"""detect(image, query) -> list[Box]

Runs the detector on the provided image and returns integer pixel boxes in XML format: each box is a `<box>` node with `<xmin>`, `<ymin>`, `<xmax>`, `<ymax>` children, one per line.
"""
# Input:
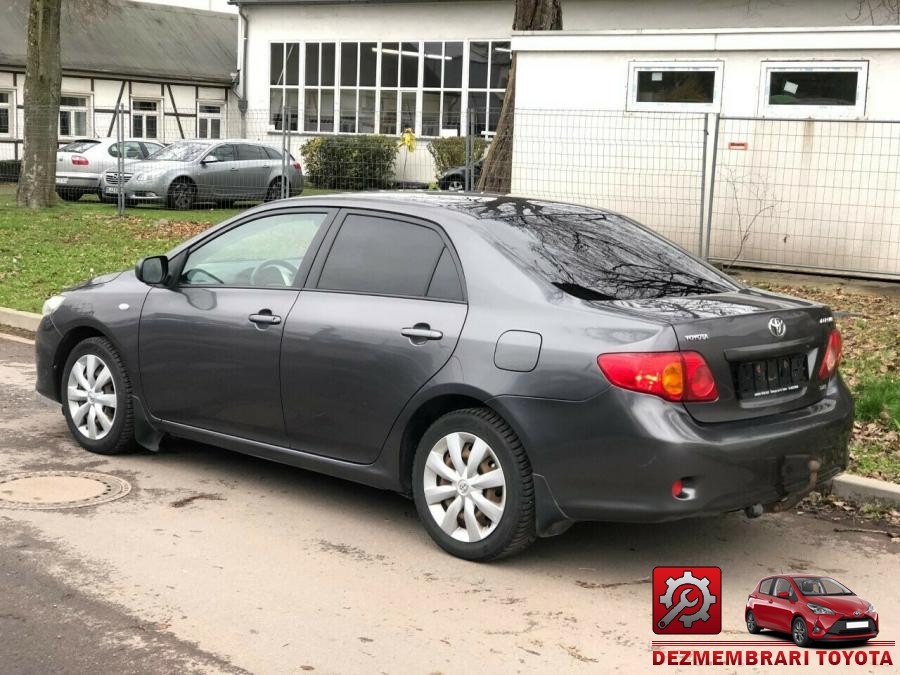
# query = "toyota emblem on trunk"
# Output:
<box><xmin>768</xmin><ymin>317</ymin><xmax>786</xmax><ymax>338</ymax></box>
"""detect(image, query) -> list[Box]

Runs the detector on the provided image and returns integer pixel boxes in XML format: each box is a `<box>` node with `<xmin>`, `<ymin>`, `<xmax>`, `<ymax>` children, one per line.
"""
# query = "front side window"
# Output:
<box><xmin>628</xmin><ymin>62</ymin><xmax>722</xmax><ymax>113</ymax></box>
<box><xmin>760</xmin><ymin>61</ymin><xmax>867</xmax><ymax>119</ymax></box>
<box><xmin>181</xmin><ymin>212</ymin><xmax>328</xmax><ymax>287</ymax></box>
<box><xmin>208</xmin><ymin>144</ymin><xmax>236</xmax><ymax>162</ymax></box>
<box><xmin>132</xmin><ymin>100</ymin><xmax>159</xmax><ymax>138</ymax></box>
<box><xmin>0</xmin><ymin>91</ymin><xmax>11</xmax><ymax>135</ymax></box>
<box><xmin>773</xmin><ymin>578</ymin><xmax>795</xmax><ymax>598</ymax></box>
<box><xmin>317</xmin><ymin>214</ymin><xmax>454</xmax><ymax>298</ymax></box>
<box><xmin>198</xmin><ymin>103</ymin><xmax>224</xmax><ymax>139</ymax></box>
<box><xmin>59</xmin><ymin>95</ymin><xmax>89</xmax><ymax>137</ymax></box>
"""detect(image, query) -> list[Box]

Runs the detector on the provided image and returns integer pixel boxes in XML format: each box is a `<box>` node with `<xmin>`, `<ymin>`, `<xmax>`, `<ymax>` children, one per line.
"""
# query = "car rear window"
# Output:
<box><xmin>264</xmin><ymin>146</ymin><xmax>282</xmax><ymax>160</ymax></box>
<box><xmin>465</xmin><ymin>199</ymin><xmax>738</xmax><ymax>300</ymax></box>
<box><xmin>59</xmin><ymin>140</ymin><xmax>100</xmax><ymax>153</ymax></box>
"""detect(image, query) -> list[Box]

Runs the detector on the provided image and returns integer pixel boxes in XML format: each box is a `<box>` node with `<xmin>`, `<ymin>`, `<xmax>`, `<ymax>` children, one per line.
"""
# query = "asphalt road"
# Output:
<box><xmin>0</xmin><ymin>334</ymin><xmax>896</xmax><ymax>674</ymax></box>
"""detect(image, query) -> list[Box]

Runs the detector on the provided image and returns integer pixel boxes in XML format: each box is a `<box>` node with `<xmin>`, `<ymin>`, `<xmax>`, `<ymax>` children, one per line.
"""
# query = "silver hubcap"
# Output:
<box><xmin>747</xmin><ymin>613</ymin><xmax>756</xmax><ymax>630</ymax></box>
<box><xmin>66</xmin><ymin>354</ymin><xmax>117</xmax><ymax>440</ymax></box>
<box><xmin>794</xmin><ymin>620</ymin><xmax>806</xmax><ymax>643</ymax></box>
<box><xmin>423</xmin><ymin>432</ymin><xmax>506</xmax><ymax>543</ymax></box>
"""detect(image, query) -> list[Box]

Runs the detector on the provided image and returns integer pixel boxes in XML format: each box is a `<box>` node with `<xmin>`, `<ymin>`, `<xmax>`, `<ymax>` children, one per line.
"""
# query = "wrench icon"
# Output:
<box><xmin>657</xmin><ymin>588</ymin><xmax>698</xmax><ymax>629</ymax></box>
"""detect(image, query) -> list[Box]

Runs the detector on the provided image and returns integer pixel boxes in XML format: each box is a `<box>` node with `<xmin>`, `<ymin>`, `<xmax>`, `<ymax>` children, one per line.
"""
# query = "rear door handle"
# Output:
<box><xmin>401</xmin><ymin>325</ymin><xmax>443</xmax><ymax>341</ymax></box>
<box><xmin>249</xmin><ymin>312</ymin><xmax>281</xmax><ymax>326</ymax></box>
<box><xmin>230</xmin><ymin>167</ymin><xmax>239</xmax><ymax>172</ymax></box>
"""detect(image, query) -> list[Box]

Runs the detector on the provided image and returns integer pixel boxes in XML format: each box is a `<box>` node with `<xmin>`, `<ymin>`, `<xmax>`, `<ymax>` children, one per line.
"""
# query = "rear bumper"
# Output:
<box><xmin>490</xmin><ymin>377</ymin><xmax>853</xmax><ymax>534</ymax></box>
<box><xmin>56</xmin><ymin>173</ymin><xmax>99</xmax><ymax>190</ymax></box>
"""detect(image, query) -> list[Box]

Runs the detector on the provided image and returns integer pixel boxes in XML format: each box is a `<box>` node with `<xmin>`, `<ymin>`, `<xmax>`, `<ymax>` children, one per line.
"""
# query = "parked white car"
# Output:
<box><xmin>56</xmin><ymin>138</ymin><xmax>165</xmax><ymax>201</ymax></box>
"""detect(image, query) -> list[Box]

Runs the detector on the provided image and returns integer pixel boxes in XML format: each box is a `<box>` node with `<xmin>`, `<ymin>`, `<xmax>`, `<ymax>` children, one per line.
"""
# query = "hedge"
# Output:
<box><xmin>301</xmin><ymin>135</ymin><xmax>399</xmax><ymax>190</ymax></box>
<box><xmin>0</xmin><ymin>159</ymin><xmax>21</xmax><ymax>183</ymax></box>
<box><xmin>427</xmin><ymin>136</ymin><xmax>487</xmax><ymax>178</ymax></box>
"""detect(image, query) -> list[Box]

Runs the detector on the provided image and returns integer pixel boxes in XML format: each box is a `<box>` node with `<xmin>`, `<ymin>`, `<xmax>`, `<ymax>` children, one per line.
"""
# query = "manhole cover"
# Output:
<box><xmin>0</xmin><ymin>471</ymin><xmax>131</xmax><ymax>510</ymax></box>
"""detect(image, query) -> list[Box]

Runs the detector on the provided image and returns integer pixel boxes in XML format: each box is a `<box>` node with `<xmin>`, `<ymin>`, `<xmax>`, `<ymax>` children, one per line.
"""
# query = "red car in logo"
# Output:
<box><xmin>745</xmin><ymin>575</ymin><xmax>878</xmax><ymax>647</ymax></box>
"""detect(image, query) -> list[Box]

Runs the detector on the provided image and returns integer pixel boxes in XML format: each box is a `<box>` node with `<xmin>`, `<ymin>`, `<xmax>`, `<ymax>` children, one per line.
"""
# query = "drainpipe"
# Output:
<box><xmin>237</xmin><ymin>3</ymin><xmax>249</xmax><ymax>137</ymax></box>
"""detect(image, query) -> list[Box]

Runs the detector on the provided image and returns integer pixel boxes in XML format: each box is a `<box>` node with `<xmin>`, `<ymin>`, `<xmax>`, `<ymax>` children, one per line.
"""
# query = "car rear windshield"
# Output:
<box><xmin>59</xmin><ymin>140</ymin><xmax>100</xmax><ymax>153</ymax></box>
<box><xmin>469</xmin><ymin>198</ymin><xmax>738</xmax><ymax>300</ymax></box>
<box><xmin>794</xmin><ymin>577</ymin><xmax>854</xmax><ymax>596</ymax></box>
<box><xmin>149</xmin><ymin>142</ymin><xmax>208</xmax><ymax>162</ymax></box>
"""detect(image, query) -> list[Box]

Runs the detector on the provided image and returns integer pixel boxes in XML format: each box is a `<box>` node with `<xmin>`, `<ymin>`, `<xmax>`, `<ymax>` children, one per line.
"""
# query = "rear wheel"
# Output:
<box><xmin>792</xmin><ymin>617</ymin><xmax>813</xmax><ymax>647</ymax></box>
<box><xmin>57</xmin><ymin>188</ymin><xmax>83</xmax><ymax>202</ymax></box>
<box><xmin>746</xmin><ymin>610</ymin><xmax>761</xmax><ymax>634</ymax></box>
<box><xmin>412</xmin><ymin>408</ymin><xmax>535</xmax><ymax>561</ymax></box>
<box><xmin>167</xmin><ymin>179</ymin><xmax>196</xmax><ymax>210</ymax></box>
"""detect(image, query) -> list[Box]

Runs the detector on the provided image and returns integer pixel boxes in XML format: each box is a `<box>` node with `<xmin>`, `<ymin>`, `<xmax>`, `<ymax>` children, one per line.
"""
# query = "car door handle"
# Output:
<box><xmin>230</xmin><ymin>167</ymin><xmax>239</xmax><ymax>171</ymax></box>
<box><xmin>401</xmin><ymin>325</ymin><xmax>443</xmax><ymax>341</ymax></box>
<box><xmin>249</xmin><ymin>312</ymin><xmax>281</xmax><ymax>326</ymax></box>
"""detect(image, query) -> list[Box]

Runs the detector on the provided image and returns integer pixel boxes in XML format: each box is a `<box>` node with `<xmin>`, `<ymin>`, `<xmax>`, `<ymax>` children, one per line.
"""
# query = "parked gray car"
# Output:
<box><xmin>100</xmin><ymin>139</ymin><xmax>303</xmax><ymax>209</ymax></box>
<box><xmin>56</xmin><ymin>138</ymin><xmax>165</xmax><ymax>201</ymax></box>
<box><xmin>35</xmin><ymin>194</ymin><xmax>852</xmax><ymax>561</ymax></box>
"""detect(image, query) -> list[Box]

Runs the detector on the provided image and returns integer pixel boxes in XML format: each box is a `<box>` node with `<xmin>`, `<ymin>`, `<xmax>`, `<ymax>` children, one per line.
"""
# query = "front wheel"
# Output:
<box><xmin>792</xmin><ymin>617</ymin><xmax>814</xmax><ymax>647</ymax></box>
<box><xmin>167</xmin><ymin>179</ymin><xmax>196</xmax><ymax>210</ymax></box>
<box><xmin>412</xmin><ymin>408</ymin><xmax>535</xmax><ymax>561</ymax></box>
<box><xmin>61</xmin><ymin>337</ymin><xmax>136</xmax><ymax>455</ymax></box>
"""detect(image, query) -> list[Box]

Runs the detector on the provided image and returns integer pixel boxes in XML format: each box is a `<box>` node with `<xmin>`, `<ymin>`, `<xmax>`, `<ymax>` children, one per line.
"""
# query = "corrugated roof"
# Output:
<box><xmin>0</xmin><ymin>0</ymin><xmax>237</xmax><ymax>84</ymax></box>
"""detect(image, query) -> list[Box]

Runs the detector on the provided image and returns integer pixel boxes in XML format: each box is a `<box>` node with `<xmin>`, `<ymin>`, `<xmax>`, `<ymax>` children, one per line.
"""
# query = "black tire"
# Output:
<box><xmin>167</xmin><ymin>179</ymin><xmax>196</xmax><ymax>210</ymax></box>
<box><xmin>412</xmin><ymin>408</ymin><xmax>536</xmax><ymax>561</ymax></box>
<box><xmin>746</xmin><ymin>610</ymin><xmax>761</xmax><ymax>634</ymax></box>
<box><xmin>57</xmin><ymin>188</ymin><xmax>83</xmax><ymax>202</ymax></box>
<box><xmin>792</xmin><ymin>617</ymin><xmax>814</xmax><ymax>647</ymax></box>
<box><xmin>61</xmin><ymin>337</ymin><xmax>136</xmax><ymax>455</ymax></box>
<box><xmin>265</xmin><ymin>178</ymin><xmax>283</xmax><ymax>202</ymax></box>
<box><xmin>440</xmin><ymin>174</ymin><xmax>465</xmax><ymax>191</ymax></box>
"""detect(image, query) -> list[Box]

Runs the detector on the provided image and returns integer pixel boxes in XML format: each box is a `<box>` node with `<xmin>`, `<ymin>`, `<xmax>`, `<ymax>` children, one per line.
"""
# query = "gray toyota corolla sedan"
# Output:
<box><xmin>35</xmin><ymin>194</ymin><xmax>853</xmax><ymax>560</ymax></box>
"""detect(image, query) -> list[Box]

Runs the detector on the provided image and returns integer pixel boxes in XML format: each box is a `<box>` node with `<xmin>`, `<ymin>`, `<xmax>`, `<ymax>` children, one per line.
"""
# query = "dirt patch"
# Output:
<box><xmin>169</xmin><ymin>493</ymin><xmax>224</xmax><ymax>508</ymax></box>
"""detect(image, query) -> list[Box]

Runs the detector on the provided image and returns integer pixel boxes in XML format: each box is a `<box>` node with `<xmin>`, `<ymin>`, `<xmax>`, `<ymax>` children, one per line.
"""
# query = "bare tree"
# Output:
<box><xmin>17</xmin><ymin>0</ymin><xmax>62</xmax><ymax>208</ymax></box>
<box><xmin>477</xmin><ymin>0</ymin><xmax>562</xmax><ymax>193</ymax></box>
<box><xmin>721</xmin><ymin>169</ymin><xmax>779</xmax><ymax>269</ymax></box>
<box><xmin>849</xmin><ymin>0</ymin><xmax>900</xmax><ymax>24</ymax></box>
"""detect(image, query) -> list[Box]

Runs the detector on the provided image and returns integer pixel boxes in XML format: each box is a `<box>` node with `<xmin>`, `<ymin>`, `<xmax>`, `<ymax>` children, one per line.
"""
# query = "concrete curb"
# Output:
<box><xmin>831</xmin><ymin>474</ymin><xmax>900</xmax><ymax>506</ymax></box>
<box><xmin>0</xmin><ymin>307</ymin><xmax>40</xmax><ymax>332</ymax></box>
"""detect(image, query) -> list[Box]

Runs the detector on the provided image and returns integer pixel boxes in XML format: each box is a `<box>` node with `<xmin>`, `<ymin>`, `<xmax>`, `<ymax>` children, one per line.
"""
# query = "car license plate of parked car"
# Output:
<box><xmin>733</xmin><ymin>353</ymin><xmax>808</xmax><ymax>399</ymax></box>
<box><xmin>106</xmin><ymin>186</ymin><xmax>119</xmax><ymax>195</ymax></box>
<box><xmin>846</xmin><ymin>620</ymin><xmax>869</xmax><ymax>629</ymax></box>
<box><xmin>56</xmin><ymin>177</ymin><xmax>68</xmax><ymax>184</ymax></box>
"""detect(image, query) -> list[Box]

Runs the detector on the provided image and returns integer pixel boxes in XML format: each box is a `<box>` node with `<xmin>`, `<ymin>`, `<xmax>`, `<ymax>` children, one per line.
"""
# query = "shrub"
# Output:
<box><xmin>427</xmin><ymin>136</ymin><xmax>487</xmax><ymax>178</ymax></box>
<box><xmin>301</xmin><ymin>135</ymin><xmax>399</xmax><ymax>190</ymax></box>
<box><xmin>0</xmin><ymin>159</ymin><xmax>21</xmax><ymax>183</ymax></box>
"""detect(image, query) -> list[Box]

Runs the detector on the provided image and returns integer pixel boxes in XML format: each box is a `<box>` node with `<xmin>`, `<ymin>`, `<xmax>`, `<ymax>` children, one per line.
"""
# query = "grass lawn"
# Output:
<box><xmin>0</xmin><ymin>184</ymin><xmax>332</xmax><ymax>313</ymax></box>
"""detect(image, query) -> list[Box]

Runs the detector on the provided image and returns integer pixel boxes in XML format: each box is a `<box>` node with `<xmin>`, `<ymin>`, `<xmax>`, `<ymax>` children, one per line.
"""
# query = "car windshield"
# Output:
<box><xmin>454</xmin><ymin>197</ymin><xmax>739</xmax><ymax>300</ymax></box>
<box><xmin>794</xmin><ymin>577</ymin><xmax>854</xmax><ymax>596</ymax></box>
<box><xmin>59</xmin><ymin>140</ymin><xmax>100</xmax><ymax>153</ymax></box>
<box><xmin>147</xmin><ymin>142</ymin><xmax>208</xmax><ymax>162</ymax></box>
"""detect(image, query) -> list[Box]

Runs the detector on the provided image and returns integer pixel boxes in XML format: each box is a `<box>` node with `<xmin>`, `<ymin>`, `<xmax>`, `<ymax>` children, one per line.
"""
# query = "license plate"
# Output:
<box><xmin>56</xmin><ymin>177</ymin><xmax>68</xmax><ymax>184</ymax></box>
<box><xmin>105</xmin><ymin>186</ymin><xmax>119</xmax><ymax>195</ymax></box>
<box><xmin>846</xmin><ymin>620</ymin><xmax>868</xmax><ymax>629</ymax></box>
<box><xmin>734</xmin><ymin>353</ymin><xmax>808</xmax><ymax>399</ymax></box>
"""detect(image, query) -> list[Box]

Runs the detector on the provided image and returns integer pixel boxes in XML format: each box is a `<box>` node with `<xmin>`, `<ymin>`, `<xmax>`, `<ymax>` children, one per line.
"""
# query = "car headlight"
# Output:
<box><xmin>135</xmin><ymin>170</ymin><xmax>165</xmax><ymax>182</ymax></box>
<box><xmin>868</xmin><ymin>602</ymin><xmax>875</xmax><ymax>614</ymax></box>
<box><xmin>806</xmin><ymin>602</ymin><xmax>836</xmax><ymax>615</ymax></box>
<box><xmin>41</xmin><ymin>294</ymin><xmax>66</xmax><ymax>317</ymax></box>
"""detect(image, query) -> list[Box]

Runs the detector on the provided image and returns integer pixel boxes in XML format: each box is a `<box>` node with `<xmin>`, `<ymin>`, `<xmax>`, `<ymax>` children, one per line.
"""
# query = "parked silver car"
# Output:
<box><xmin>100</xmin><ymin>139</ymin><xmax>304</xmax><ymax>209</ymax></box>
<box><xmin>56</xmin><ymin>138</ymin><xmax>165</xmax><ymax>201</ymax></box>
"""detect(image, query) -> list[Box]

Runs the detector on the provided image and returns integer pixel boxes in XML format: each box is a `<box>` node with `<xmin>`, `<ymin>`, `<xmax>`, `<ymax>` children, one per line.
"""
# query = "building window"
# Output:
<box><xmin>59</xmin><ymin>95</ymin><xmax>89</xmax><ymax>137</ymax></box>
<box><xmin>198</xmin><ymin>103</ymin><xmax>224</xmax><ymax>138</ymax></box>
<box><xmin>270</xmin><ymin>42</ymin><xmax>301</xmax><ymax>131</ymax></box>
<box><xmin>759</xmin><ymin>61</ymin><xmax>868</xmax><ymax>119</ymax></box>
<box><xmin>467</xmin><ymin>41</ymin><xmax>510</xmax><ymax>136</ymax></box>
<box><xmin>0</xmin><ymin>91</ymin><xmax>11</xmax><ymax>135</ymax></box>
<box><xmin>132</xmin><ymin>100</ymin><xmax>160</xmax><ymax>138</ymax></box>
<box><xmin>300</xmin><ymin>42</ymin><xmax>335</xmax><ymax>132</ymax></box>
<box><xmin>627</xmin><ymin>62</ymin><xmax>723</xmax><ymax>113</ymax></box>
<box><xmin>339</xmin><ymin>41</ymin><xmax>377</xmax><ymax>133</ymax></box>
<box><xmin>422</xmin><ymin>41</ymin><xmax>463</xmax><ymax>137</ymax></box>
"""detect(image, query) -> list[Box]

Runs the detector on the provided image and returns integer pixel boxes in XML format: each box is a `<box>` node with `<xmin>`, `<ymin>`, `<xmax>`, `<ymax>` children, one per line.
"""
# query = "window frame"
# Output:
<box><xmin>197</xmin><ymin>101</ymin><xmax>225</xmax><ymax>139</ymax></box>
<box><xmin>758</xmin><ymin>60</ymin><xmax>868</xmax><ymax>120</ymax></box>
<box><xmin>626</xmin><ymin>61</ymin><xmax>724</xmax><ymax>113</ymax></box>
<box><xmin>131</xmin><ymin>98</ymin><xmax>162</xmax><ymax>139</ymax></box>
<box><xmin>58</xmin><ymin>93</ymin><xmax>91</xmax><ymax>138</ymax></box>
<box><xmin>307</xmin><ymin>208</ymin><xmax>467</xmax><ymax>303</ymax></box>
<box><xmin>0</xmin><ymin>89</ymin><xmax>13</xmax><ymax>137</ymax></box>
<box><xmin>466</xmin><ymin>40</ymin><xmax>511</xmax><ymax>138</ymax></box>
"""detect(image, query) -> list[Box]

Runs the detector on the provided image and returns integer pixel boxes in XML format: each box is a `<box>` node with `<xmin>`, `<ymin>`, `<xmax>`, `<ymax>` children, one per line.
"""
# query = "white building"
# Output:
<box><xmin>0</xmin><ymin>0</ymin><xmax>238</xmax><ymax>160</ymax></box>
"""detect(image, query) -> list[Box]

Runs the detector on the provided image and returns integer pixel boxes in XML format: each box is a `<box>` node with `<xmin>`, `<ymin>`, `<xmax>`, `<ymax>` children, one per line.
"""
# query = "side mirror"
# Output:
<box><xmin>201</xmin><ymin>155</ymin><xmax>219</xmax><ymax>165</ymax></box>
<box><xmin>135</xmin><ymin>255</ymin><xmax>168</xmax><ymax>285</ymax></box>
<box><xmin>777</xmin><ymin>591</ymin><xmax>790</xmax><ymax>599</ymax></box>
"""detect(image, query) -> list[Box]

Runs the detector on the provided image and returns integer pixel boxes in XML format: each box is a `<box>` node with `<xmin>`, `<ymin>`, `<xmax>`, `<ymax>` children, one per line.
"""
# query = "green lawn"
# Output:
<box><xmin>0</xmin><ymin>184</ymin><xmax>332</xmax><ymax>312</ymax></box>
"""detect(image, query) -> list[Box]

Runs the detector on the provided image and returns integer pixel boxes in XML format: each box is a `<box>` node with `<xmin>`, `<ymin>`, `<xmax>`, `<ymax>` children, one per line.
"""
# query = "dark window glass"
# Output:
<box><xmin>490</xmin><ymin>42</ymin><xmax>511</xmax><ymax>88</ymax></box>
<box><xmin>339</xmin><ymin>89</ymin><xmax>356</xmax><ymax>132</ymax></box>
<box><xmin>759</xmin><ymin>579</ymin><xmax>774</xmax><ymax>595</ymax></box>
<box><xmin>451</xmin><ymin>199</ymin><xmax>738</xmax><ymax>300</ymax></box>
<box><xmin>209</xmin><ymin>144</ymin><xmax>236</xmax><ymax>162</ymax></box>
<box><xmin>285</xmin><ymin>43</ymin><xmax>299</xmax><ymax>86</ymax></box>
<box><xmin>769</xmin><ymin>71</ymin><xmax>858</xmax><ymax>106</ymax></box>
<box><xmin>320</xmin><ymin>89</ymin><xmax>334</xmax><ymax>132</ymax></box>
<box><xmin>0</xmin><ymin>92</ymin><xmax>8</xmax><ymax>103</ymax></box>
<box><xmin>400</xmin><ymin>91</ymin><xmax>416</xmax><ymax>132</ymax></box>
<box><xmin>443</xmin><ymin>91</ymin><xmax>461</xmax><ymax>130</ymax></box>
<box><xmin>379</xmin><ymin>91</ymin><xmax>397</xmax><ymax>134</ymax></box>
<box><xmin>427</xmin><ymin>248</ymin><xmax>463</xmax><ymax>301</ymax></box>
<box><xmin>60</xmin><ymin>96</ymin><xmax>87</xmax><ymax>107</ymax></box>
<box><xmin>318</xmin><ymin>215</ymin><xmax>445</xmax><ymax>297</ymax></box>
<box><xmin>359</xmin><ymin>90</ymin><xmax>376</xmax><ymax>133</ymax></box>
<box><xmin>237</xmin><ymin>144</ymin><xmax>267</xmax><ymax>161</ymax></box>
<box><xmin>400</xmin><ymin>42</ymin><xmax>419</xmax><ymax>88</ymax></box>
<box><xmin>305</xmin><ymin>43</ymin><xmax>319</xmax><ymax>86</ymax></box>
<box><xmin>145</xmin><ymin>116</ymin><xmax>157</xmax><ymax>138</ymax></box>
<box><xmin>423</xmin><ymin>42</ymin><xmax>442</xmax><ymax>88</ymax></box>
<box><xmin>381</xmin><ymin>43</ymin><xmax>399</xmax><ymax>87</ymax></box>
<box><xmin>468</xmin><ymin>92</ymin><xmax>486</xmax><ymax>135</ymax></box>
<box><xmin>0</xmin><ymin>108</ymin><xmax>9</xmax><ymax>135</ymax></box>
<box><xmin>270</xmin><ymin>43</ymin><xmax>284</xmax><ymax>85</ymax></box>
<box><xmin>133</xmin><ymin>100</ymin><xmax>157</xmax><ymax>111</ymax></box>
<box><xmin>422</xmin><ymin>92</ymin><xmax>440</xmax><ymax>137</ymax></box>
<box><xmin>444</xmin><ymin>42</ymin><xmax>463</xmax><ymax>88</ymax></box>
<box><xmin>264</xmin><ymin>146</ymin><xmax>282</xmax><ymax>160</ymax></box>
<box><xmin>341</xmin><ymin>43</ymin><xmax>358</xmax><ymax>86</ymax></box>
<box><xmin>636</xmin><ymin>70</ymin><xmax>716</xmax><ymax>103</ymax></box>
<box><xmin>360</xmin><ymin>42</ymin><xmax>377</xmax><ymax>86</ymax></box>
<box><xmin>321</xmin><ymin>43</ymin><xmax>336</xmax><ymax>86</ymax></box>
<box><xmin>469</xmin><ymin>42</ymin><xmax>489</xmax><ymax>88</ymax></box>
<box><xmin>488</xmin><ymin>92</ymin><xmax>503</xmax><ymax>131</ymax></box>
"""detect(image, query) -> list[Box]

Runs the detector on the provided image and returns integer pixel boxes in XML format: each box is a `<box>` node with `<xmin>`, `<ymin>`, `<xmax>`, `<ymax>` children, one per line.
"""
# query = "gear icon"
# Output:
<box><xmin>658</xmin><ymin>571</ymin><xmax>717</xmax><ymax>628</ymax></box>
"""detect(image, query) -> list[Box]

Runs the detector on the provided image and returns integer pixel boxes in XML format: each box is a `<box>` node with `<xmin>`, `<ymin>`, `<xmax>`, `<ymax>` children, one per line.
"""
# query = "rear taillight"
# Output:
<box><xmin>291</xmin><ymin>162</ymin><xmax>301</xmax><ymax>171</ymax></box>
<box><xmin>597</xmin><ymin>351</ymin><xmax>718</xmax><ymax>402</ymax></box>
<box><xmin>818</xmin><ymin>329</ymin><xmax>842</xmax><ymax>380</ymax></box>
<box><xmin>71</xmin><ymin>155</ymin><xmax>88</xmax><ymax>166</ymax></box>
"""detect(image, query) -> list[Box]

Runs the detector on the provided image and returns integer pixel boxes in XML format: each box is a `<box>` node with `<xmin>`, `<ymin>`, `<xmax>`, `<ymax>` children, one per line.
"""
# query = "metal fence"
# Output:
<box><xmin>2</xmin><ymin>105</ymin><xmax>898</xmax><ymax>279</ymax></box>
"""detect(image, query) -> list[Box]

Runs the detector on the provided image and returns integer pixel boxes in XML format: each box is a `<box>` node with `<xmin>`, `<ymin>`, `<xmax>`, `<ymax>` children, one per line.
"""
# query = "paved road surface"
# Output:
<box><xmin>0</xmin><ymin>335</ymin><xmax>896</xmax><ymax>673</ymax></box>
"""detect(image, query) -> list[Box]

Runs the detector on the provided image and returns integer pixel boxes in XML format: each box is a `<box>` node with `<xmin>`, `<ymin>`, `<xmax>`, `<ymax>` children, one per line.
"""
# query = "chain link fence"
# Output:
<box><xmin>2</xmin><ymin>104</ymin><xmax>898</xmax><ymax>279</ymax></box>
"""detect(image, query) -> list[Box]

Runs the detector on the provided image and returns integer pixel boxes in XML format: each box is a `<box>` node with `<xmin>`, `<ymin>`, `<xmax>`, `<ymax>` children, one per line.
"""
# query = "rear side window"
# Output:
<box><xmin>317</xmin><ymin>214</ymin><xmax>448</xmax><ymax>298</ymax></box>
<box><xmin>427</xmin><ymin>248</ymin><xmax>464</xmax><ymax>301</ymax></box>
<box><xmin>759</xmin><ymin>579</ymin><xmax>774</xmax><ymax>595</ymax></box>
<box><xmin>237</xmin><ymin>144</ymin><xmax>268</xmax><ymax>161</ymax></box>
<box><xmin>264</xmin><ymin>146</ymin><xmax>282</xmax><ymax>160</ymax></box>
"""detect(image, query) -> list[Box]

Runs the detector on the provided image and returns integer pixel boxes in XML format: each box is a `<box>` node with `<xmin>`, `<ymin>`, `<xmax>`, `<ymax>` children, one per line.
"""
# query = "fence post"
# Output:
<box><xmin>698</xmin><ymin>114</ymin><xmax>708</xmax><ymax>257</ymax></box>
<box><xmin>703</xmin><ymin>113</ymin><xmax>721</xmax><ymax>261</ymax></box>
<box><xmin>281</xmin><ymin>105</ymin><xmax>291</xmax><ymax>199</ymax></box>
<box><xmin>464</xmin><ymin>108</ymin><xmax>474</xmax><ymax>192</ymax></box>
<box><xmin>116</xmin><ymin>103</ymin><xmax>125</xmax><ymax>216</ymax></box>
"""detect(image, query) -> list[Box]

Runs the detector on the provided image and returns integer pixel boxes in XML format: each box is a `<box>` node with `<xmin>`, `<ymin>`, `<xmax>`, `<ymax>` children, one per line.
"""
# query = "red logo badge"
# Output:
<box><xmin>653</xmin><ymin>566</ymin><xmax>721</xmax><ymax>635</ymax></box>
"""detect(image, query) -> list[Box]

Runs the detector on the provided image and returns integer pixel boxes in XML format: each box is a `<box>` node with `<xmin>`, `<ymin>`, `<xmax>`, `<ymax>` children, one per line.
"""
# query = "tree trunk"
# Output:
<box><xmin>477</xmin><ymin>0</ymin><xmax>562</xmax><ymax>193</ymax></box>
<box><xmin>17</xmin><ymin>0</ymin><xmax>62</xmax><ymax>208</ymax></box>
